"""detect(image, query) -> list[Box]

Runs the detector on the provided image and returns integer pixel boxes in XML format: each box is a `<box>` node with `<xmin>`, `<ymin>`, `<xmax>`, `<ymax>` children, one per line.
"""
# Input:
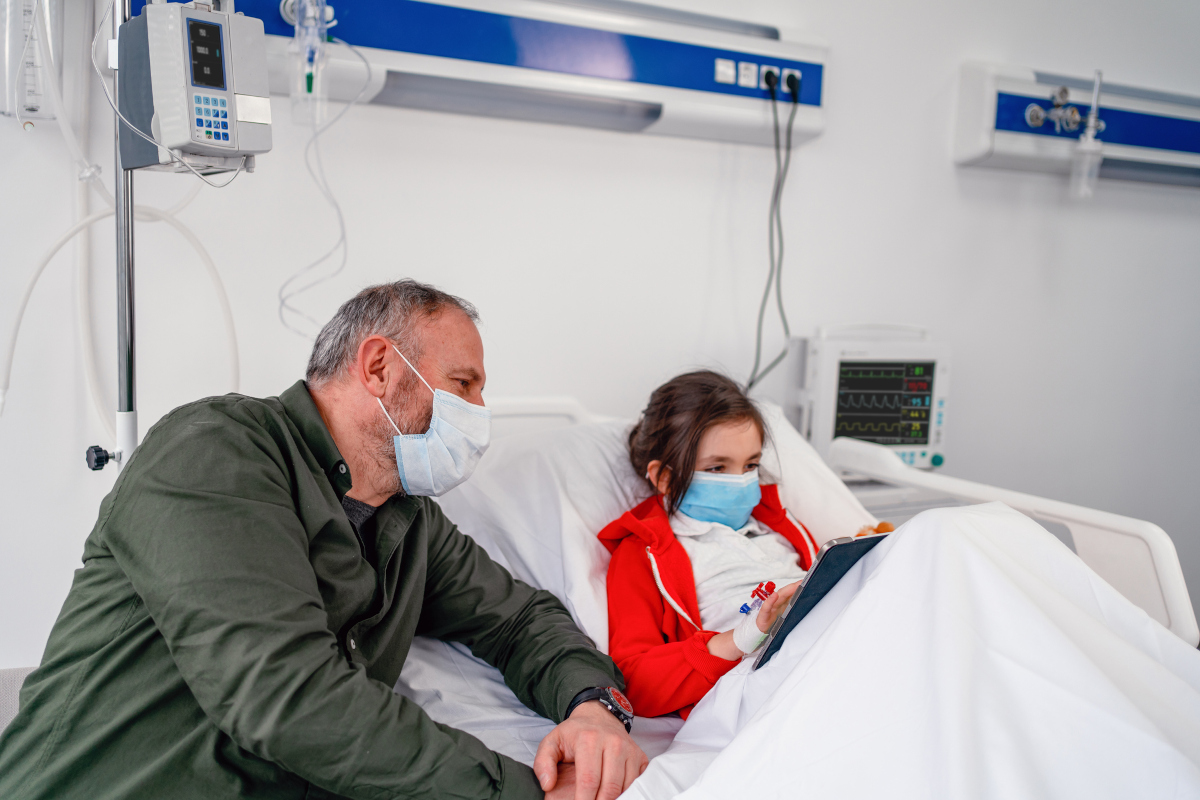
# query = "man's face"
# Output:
<box><xmin>410</xmin><ymin>308</ymin><xmax>487</xmax><ymax>409</ymax></box>
<box><xmin>370</xmin><ymin>310</ymin><xmax>487</xmax><ymax>490</ymax></box>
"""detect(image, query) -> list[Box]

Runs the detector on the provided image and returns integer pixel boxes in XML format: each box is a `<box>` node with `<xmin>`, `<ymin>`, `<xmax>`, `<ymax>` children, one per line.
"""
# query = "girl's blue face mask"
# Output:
<box><xmin>677</xmin><ymin>469</ymin><xmax>762</xmax><ymax>529</ymax></box>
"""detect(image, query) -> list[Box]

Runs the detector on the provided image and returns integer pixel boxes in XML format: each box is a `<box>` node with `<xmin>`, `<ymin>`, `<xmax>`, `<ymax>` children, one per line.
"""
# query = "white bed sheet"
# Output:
<box><xmin>395</xmin><ymin>636</ymin><xmax>684</xmax><ymax>766</ymax></box>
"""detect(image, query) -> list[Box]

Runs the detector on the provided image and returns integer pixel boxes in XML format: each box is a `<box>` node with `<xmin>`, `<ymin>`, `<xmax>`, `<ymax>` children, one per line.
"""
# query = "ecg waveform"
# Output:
<box><xmin>834</xmin><ymin>360</ymin><xmax>936</xmax><ymax>445</ymax></box>
<box><xmin>838</xmin><ymin>394</ymin><xmax>902</xmax><ymax>410</ymax></box>
<box><xmin>838</xmin><ymin>421</ymin><xmax>902</xmax><ymax>434</ymax></box>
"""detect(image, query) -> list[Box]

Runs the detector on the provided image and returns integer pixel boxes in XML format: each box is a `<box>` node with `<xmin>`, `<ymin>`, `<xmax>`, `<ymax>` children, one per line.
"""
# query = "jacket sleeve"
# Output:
<box><xmin>102</xmin><ymin>402</ymin><xmax>542</xmax><ymax>800</ymax></box>
<box><xmin>415</xmin><ymin>501</ymin><xmax>624</xmax><ymax>723</ymax></box>
<box><xmin>606</xmin><ymin>540</ymin><xmax>740</xmax><ymax>718</ymax></box>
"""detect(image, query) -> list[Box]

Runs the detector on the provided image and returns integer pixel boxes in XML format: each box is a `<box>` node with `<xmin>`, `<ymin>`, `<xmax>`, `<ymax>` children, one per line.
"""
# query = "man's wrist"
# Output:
<box><xmin>565</xmin><ymin>686</ymin><xmax>634</xmax><ymax>732</ymax></box>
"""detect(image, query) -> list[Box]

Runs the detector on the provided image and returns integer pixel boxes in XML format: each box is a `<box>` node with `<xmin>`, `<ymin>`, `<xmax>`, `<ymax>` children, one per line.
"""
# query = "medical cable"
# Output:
<box><xmin>0</xmin><ymin>205</ymin><xmax>241</xmax><ymax>420</ymax></box>
<box><xmin>90</xmin><ymin>0</ymin><xmax>247</xmax><ymax>189</ymax></box>
<box><xmin>276</xmin><ymin>37</ymin><xmax>373</xmax><ymax>339</ymax></box>
<box><xmin>747</xmin><ymin>73</ymin><xmax>800</xmax><ymax>391</ymax></box>
<box><xmin>758</xmin><ymin>82</ymin><xmax>800</xmax><ymax>383</ymax></box>
<box><xmin>748</xmin><ymin>73</ymin><xmax>783</xmax><ymax>390</ymax></box>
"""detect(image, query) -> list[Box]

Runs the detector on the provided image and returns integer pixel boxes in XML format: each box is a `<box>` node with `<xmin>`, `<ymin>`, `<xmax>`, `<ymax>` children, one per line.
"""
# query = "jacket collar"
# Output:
<box><xmin>670</xmin><ymin>511</ymin><xmax>767</xmax><ymax>538</ymax></box>
<box><xmin>278</xmin><ymin>380</ymin><xmax>354</xmax><ymax>500</ymax></box>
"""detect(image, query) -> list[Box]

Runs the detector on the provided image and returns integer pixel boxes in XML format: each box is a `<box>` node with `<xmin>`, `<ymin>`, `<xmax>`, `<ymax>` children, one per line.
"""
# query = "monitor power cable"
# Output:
<box><xmin>747</xmin><ymin>70</ymin><xmax>800</xmax><ymax>392</ymax></box>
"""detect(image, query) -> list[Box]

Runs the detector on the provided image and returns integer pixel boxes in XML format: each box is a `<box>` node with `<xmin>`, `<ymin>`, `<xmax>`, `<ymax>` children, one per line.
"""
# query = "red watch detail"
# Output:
<box><xmin>608</xmin><ymin>687</ymin><xmax>634</xmax><ymax>717</ymax></box>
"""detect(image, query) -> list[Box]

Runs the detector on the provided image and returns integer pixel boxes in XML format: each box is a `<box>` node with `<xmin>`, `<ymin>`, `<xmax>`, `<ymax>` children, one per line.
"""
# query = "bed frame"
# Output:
<box><xmin>485</xmin><ymin>396</ymin><xmax>1200</xmax><ymax>647</ymax></box>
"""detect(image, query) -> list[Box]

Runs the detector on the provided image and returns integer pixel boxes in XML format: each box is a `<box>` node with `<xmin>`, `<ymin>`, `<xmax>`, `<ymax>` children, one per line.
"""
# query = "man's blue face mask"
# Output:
<box><xmin>677</xmin><ymin>469</ymin><xmax>762</xmax><ymax>529</ymax></box>
<box><xmin>377</xmin><ymin>345</ymin><xmax>491</xmax><ymax>497</ymax></box>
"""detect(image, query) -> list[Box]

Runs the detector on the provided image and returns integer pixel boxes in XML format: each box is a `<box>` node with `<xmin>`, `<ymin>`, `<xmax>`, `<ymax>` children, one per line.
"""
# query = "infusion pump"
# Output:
<box><xmin>784</xmin><ymin>330</ymin><xmax>951</xmax><ymax>470</ymax></box>
<box><xmin>118</xmin><ymin>0</ymin><xmax>272</xmax><ymax>172</ymax></box>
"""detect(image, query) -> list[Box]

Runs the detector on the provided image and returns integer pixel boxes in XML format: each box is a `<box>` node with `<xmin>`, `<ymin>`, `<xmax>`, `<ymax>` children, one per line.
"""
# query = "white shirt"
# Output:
<box><xmin>671</xmin><ymin>511</ymin><xmax>808</xmax><ymax>633</ymax></box>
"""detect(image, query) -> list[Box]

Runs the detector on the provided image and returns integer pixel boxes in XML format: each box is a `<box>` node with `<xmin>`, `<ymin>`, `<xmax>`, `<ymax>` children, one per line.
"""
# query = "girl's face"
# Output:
<box><xmin>647</xmin><ymin>418</ymin><xmax>763</xmax><ymax>495</ymax></box>
<box><xmin>694</xmin><ymin>419</ymin><xmax>763</xmax><ymax>475</ymax></box>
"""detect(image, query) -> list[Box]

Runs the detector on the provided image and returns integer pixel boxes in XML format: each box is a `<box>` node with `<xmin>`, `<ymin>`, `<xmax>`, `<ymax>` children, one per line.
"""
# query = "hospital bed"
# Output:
<box><xmin>3</xmin><ymin>398</ymin><xmax>1196</xmax><ymax>761</ymax></box>
<box><xmin>393</xmin><ymin>395</ymin><xmax>1199</xmax><ymax>768</ymax></box>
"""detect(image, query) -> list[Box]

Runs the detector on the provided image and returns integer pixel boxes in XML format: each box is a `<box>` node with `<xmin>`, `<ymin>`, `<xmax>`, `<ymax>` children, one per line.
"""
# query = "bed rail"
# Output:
<box><xmin>828</xmin><ymin>437</ymin><xmax>1200</xmax><ymax>646</ymax></box>
<box><xmin>485</xmin><ymin>396</ymin><xmax>612</xmax><ymax>438</ymax></box>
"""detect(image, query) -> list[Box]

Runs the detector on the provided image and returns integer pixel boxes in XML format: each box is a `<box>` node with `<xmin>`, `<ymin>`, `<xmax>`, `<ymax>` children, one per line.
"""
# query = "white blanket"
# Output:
<box><xmin>625</xmin><ymin>503</ymin><xmax>1200</xmax><ymax>799</ymax></box>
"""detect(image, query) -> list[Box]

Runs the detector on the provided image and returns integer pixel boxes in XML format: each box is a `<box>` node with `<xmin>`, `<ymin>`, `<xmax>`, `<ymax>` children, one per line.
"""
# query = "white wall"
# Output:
<box><xmin>2</xmin><ymin>0</ymin><xmax>1198</xmax><ymax>668</ymax></box>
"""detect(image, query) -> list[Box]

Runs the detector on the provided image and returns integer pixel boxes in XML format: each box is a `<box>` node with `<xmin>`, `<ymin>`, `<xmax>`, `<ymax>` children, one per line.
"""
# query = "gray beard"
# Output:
<box><xmin>369</xmin><ymin>379</ymin><xmax>434</xmax><ymax>498</ymax></box>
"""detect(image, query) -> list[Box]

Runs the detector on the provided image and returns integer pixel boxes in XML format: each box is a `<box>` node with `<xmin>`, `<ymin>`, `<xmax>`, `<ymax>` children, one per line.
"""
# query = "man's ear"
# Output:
<box><xmin>355</xmin><ymin>336</ymin><xmax>395</xmax><ymax>399</ymax></box>
<box><xmin>646</xmin><ymin>461</ymin><xmax>671</xmax><ymax>496</ymax></box>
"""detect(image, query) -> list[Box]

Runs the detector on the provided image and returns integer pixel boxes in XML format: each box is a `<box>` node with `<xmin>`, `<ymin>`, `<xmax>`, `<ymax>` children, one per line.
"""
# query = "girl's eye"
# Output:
<box><xmin>746</xmin><ymin>462</ymin><xmax>760</xmax><ymax>471</ymax></box>
<box><xmin>705</xmin><ymin>466</ymin><xmax>725</xmax><ymax>473</ymax></box>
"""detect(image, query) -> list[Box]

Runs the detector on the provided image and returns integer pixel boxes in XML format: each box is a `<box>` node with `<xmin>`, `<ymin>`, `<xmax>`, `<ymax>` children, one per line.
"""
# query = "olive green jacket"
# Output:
<box><xmin>0</xmin><ymin>382</ymin><xmax>621</xmax><ymax>800</ymax></box>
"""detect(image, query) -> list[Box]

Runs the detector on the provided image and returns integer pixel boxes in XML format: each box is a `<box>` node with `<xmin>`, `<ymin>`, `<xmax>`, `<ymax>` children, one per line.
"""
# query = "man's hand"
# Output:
<box><xmin>534</xmin><ymin>700</ymin><xmax>648</xmax><ymax>800</ymax></box>
<box><xmin>545</xmin><ymin>763</ymin><xmax>578</xmax><ymax>800</ymax></box>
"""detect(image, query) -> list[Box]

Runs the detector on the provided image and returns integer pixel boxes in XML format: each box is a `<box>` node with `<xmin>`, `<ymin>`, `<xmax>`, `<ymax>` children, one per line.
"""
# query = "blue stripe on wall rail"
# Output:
<box><xmin>995</xmin><ymin>92</ymin><xmax>1200</xmax><ymax>155</ymax></box>
<box><xmin>131</xmin><ymin>0</ymin><xmax>823</xmax><ymax>105</ymax></box>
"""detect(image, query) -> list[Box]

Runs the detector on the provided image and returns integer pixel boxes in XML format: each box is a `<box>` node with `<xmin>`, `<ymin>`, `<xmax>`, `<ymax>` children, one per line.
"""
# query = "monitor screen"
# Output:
<box><xmin>188</xmin><ymin>20</ymin><xmax>226</xmax><ymax>90</ymax></box>
<box><xmin>834</xmin><ymin>361</ymin><xmax>935</xmax><ymax>445</ymax></box>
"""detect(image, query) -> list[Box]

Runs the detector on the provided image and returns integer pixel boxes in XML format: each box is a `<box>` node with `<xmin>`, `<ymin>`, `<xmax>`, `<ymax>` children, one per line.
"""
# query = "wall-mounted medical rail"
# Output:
<box><xmin>955</xmin><ymin>62</ymin><xmax>1200</xmax><ymax>189</ymax></box>
<box><xmin>134</xmin><ymin>0</ymin><xmax>829</xmax><ymax>147</ymax></box>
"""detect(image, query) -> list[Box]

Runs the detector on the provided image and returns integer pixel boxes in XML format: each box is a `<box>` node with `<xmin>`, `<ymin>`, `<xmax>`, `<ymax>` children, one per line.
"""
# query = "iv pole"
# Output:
<box><xmin>85</xmin><ymin>0</ymin><xmax>136</xmax><ymax>472</ymax></box>
<box><xmin>113</xmin><ymin>0</ymin><xmax>137</xmax><ymax>470</ymax></box>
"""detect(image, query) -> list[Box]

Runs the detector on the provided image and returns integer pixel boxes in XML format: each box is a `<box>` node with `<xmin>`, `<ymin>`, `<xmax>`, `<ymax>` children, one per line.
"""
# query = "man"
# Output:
<box><xmin>0</xmin><ymin>281</ymin><xmax>647</xmax><ymax>799</ymax></box>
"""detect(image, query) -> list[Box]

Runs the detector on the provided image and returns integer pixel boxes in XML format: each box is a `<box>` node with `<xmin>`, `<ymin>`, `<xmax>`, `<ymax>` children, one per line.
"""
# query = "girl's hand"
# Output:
<box><xmin>755</xmin><ymin>581</ymin><xmax>801</xmax><ymax>633</ymax></box>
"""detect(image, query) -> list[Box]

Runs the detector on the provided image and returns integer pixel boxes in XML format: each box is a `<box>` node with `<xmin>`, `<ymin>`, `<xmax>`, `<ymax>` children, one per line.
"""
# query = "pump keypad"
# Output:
<box><xmin>192</xmin><ymin>93</ymin><xmax>231</xmax><ymax>143</ymax></box>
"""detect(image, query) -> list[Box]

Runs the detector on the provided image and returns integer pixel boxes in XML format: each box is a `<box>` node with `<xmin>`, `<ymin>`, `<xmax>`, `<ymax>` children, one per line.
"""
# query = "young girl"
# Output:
<box><xmin>599</xmin><ymin>370</ymin><xmax>886</xmax><ymax>718</ymax></box>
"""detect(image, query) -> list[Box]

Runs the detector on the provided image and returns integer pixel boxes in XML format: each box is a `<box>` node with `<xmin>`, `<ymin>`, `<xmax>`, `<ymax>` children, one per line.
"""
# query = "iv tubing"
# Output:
<box><xmin>0</xmin><ymin>207</ymin><xmax>240</xmax><ymax>417</ymax></box>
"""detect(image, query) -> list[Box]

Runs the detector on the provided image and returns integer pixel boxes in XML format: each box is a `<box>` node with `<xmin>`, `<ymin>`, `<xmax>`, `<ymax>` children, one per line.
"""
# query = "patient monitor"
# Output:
<box><xmin>784</xmin><ymin>327</ymin><xmax>951</xmax><ymax>470</ymax></box>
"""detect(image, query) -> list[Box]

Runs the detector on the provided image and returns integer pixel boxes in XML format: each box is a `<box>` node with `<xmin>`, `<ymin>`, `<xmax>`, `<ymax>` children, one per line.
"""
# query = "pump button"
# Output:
<box><xmin>931</xmin><ymin>454</ymin><xmax>944</xmax><ymax>467</ymax></box>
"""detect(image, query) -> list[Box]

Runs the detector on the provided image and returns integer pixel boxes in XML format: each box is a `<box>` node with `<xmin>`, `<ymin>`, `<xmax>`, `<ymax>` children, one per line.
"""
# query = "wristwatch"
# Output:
<box><xmin>565</xmin><ymin>686</ymin><xmax>634</xmax><ymax>733</ymax></box>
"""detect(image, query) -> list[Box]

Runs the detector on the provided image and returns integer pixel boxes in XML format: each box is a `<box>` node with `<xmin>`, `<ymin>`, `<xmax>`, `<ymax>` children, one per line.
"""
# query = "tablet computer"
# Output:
<box><xmin>753</xmin><ymin>533</ymin><xmax>889</xmax><ymax>670</ymax></box>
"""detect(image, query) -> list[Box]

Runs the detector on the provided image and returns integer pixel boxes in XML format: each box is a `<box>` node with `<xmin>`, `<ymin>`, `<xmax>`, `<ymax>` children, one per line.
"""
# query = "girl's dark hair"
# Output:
<box><xmin>629</xmin><ymin>370</ymin><xmax>766</xmax><ymax>515</ymax></box>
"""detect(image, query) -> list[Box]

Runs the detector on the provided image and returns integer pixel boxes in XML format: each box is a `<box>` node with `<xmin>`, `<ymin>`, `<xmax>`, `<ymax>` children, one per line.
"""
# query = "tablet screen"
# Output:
<box><xmin>753</xmin><ymin>534</ymin><xmax>888</xmax><ymax>670</ymax></box>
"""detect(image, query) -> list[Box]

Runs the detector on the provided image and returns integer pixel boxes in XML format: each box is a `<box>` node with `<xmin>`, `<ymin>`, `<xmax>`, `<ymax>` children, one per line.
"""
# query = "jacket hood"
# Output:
<box><xmin>598</xmin><ymin>495</ymin><xmax>675</xmax><ymax>554</ymax></box>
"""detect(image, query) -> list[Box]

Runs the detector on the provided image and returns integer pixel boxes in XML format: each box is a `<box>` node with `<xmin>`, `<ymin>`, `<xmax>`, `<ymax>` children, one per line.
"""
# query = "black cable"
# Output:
<box><xmin>748</xmin><ymin>72</ymin><xmax>801</xmax><ymax>390</ymax></box>
<box><xmin>755</xmin><ymin>76</ymin><xmax>801</xmax><ymax>384</ymax></box>
<box><xmin>748</xmin><ymin>70</ymin><xmax>783</xmax><ymax>389</ymax></box>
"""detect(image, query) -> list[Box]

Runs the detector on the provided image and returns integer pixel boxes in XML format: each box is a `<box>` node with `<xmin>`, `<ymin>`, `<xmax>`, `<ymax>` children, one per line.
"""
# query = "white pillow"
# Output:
<box><xmin>435</xmin><ymin>401</ymin><xmax>877</xmax><ymax>650</ymax></box>
<box><xmin>435</xmin><ymin>421</ymin><xmax>645</xmax><ymax>651</ymax></box>
<box><xmin>757</xmin><ymin>402</ymin><xmax>879</xmax><ymax>546</ymax></box>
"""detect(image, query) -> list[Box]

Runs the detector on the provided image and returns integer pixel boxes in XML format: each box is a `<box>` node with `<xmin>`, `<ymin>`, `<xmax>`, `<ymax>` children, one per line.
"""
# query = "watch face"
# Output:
<box><xmin>607</xmin><ymin>688</ymin><xmax>634</xmax><ymax>717</ymax></box>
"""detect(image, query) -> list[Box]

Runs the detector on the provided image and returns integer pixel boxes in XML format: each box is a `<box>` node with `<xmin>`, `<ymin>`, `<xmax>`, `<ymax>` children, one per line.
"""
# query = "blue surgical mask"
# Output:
<box><xmin>677</xmin><ymin>469</ymin><xmax>762</xmax><ymax>529</ymax></box>
<box><xmin>376</xmin><ymin>345</ymin><xmax>491</xmax><ymax>497</ymax></box>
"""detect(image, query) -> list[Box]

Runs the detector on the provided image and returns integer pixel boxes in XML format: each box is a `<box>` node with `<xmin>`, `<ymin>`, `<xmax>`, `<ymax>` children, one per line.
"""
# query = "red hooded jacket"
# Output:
<box><xmin>598</xmin><ymin>484</ymin><xmax>818</xmax><ymax>718</ymax></box>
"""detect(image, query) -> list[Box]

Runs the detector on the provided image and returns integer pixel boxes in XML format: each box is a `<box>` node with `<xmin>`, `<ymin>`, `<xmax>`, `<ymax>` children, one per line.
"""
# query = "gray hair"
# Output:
<box><xmin>306</xmin><ymin>280</ymin><xmax>479</xmax><ymax>388</ymax></box>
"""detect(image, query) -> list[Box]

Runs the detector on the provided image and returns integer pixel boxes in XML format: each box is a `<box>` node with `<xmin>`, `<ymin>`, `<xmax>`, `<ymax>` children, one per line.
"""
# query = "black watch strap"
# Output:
<box><xmin>565</xmin><ymin>687</ymin><xmax>634</xmax><ymax>733</ymax></box>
